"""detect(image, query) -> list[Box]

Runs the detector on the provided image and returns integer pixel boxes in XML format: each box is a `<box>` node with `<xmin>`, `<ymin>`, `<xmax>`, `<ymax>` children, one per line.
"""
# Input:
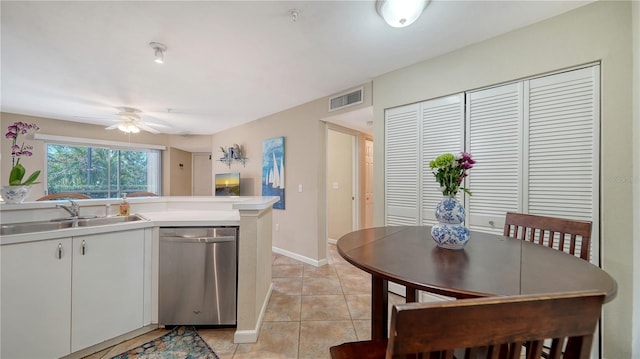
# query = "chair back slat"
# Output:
<box><xmin>503</xmin><ymin>212</ymin><xmax>592</xmax><ymax>261</ymax></box>
<box><xmin>386</xmin><ymin>292</ymin><xmax>604</xmax><ymax>359</ymax></box>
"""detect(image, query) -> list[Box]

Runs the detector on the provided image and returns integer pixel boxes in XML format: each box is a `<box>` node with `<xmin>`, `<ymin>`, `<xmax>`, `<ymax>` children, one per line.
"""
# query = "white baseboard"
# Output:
<box><xmin>234</xmin><ymin>283</ymin><xmax>273</xmax><ymax>344</ymax></box>
<box><xmin>272</xmin><ymin>246</ymin><xmax>328</xmax><ymax>267</ymax></box>
<box><xmin>327</xmin><ymin>237</ymin><xmax>337</xmax><ymax>245</ymax></box>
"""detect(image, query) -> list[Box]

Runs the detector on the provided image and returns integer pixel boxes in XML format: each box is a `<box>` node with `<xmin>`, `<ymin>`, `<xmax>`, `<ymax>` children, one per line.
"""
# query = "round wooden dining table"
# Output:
<box><xmin>336</xmin><ymin>226</ymin><xmax>618</xmax><ymax>341</ymax></box>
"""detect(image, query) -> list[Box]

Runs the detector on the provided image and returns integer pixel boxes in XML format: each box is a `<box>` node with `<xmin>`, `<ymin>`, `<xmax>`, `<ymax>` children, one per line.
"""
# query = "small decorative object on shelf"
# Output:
<box><xmin>2</xmin><ymin>121</ymin><xmax>40</xmax><ymax>204</ymax></box>
<box><xmin>219</xmin><ymin>144</ymin><xmax>247</xmax><ymax>168</ymax></box>
<box><xmin>429</xmin><ymin>152</ymin><xmax>475</xmax><ymax>250</ymax></box>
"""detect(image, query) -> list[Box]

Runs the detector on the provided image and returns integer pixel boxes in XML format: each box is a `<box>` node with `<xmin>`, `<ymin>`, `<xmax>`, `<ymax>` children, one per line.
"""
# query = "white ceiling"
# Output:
<box><xmin>1</xmin><ymin>1</ymin><xmax>591</xmax><ymax>135</ymax></box>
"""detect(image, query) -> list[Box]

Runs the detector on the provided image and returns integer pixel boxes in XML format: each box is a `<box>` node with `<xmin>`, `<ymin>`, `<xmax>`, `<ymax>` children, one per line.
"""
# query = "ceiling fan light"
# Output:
<box><xmin>118</xmin><ymin>123</ymin><xmax>129</xmax><ymax>132</ymax></box>
<box><xmin>129</xmin><ymin>124</ymin><xmax>140</xmax><ymax>133</ymax></box>
<box><xmin>376</xmin><ymin>0</ymin><xmax>428</xmax><ymax>28</ymax></box>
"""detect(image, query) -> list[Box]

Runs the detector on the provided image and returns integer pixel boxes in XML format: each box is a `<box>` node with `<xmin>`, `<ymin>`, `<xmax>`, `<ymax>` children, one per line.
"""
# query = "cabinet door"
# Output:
<box><xmin>1</xmin><ymin>238</ymin><xmax>72</xmax><ymax>358</ymax></box>
<box><xmin>71</xmin><ymin>230</ymin><xmax>144</xmax><ymax>352</ymax></box>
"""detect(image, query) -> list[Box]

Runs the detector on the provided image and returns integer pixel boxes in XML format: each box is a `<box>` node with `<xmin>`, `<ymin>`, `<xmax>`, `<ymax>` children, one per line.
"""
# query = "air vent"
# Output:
<box><xmin>329</xmin><ymin>87</ymin><xmax>363</xmax><ymax>111</ymax></box>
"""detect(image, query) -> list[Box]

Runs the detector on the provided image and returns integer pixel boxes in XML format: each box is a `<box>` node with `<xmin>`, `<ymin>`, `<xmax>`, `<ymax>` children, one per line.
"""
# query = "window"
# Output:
<box><xmin>46</xmin><ymin>143</ymin><xmax>161</xmax><ymax>198</ymax></box>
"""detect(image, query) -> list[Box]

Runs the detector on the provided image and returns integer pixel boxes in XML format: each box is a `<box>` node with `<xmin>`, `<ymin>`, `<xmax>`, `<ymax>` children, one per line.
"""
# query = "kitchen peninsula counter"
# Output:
<box><xmin>0</xmin><ymin>196</ymin><xmax>278</xmax><ymax>358</ymax></box>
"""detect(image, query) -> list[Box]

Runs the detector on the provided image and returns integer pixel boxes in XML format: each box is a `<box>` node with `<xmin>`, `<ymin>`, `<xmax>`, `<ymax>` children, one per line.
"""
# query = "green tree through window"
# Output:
<box><xmin>46</xmin><ymin>144</ymin><xmax>160</xmax><ymax>198</ymax></box>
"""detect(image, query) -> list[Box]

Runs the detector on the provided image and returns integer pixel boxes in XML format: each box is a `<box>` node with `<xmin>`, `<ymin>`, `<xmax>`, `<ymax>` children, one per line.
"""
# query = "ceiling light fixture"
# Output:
<box><xmin>118</xmin><ymin>121</ymin><xmax>140</xmax><ymax>134</ymax></box>
<box><xmin>289</xmin><ymin>9</ymin><xmax>300</xmax><ymax>22</ymax></box>
<box><xmin>149</xmin><ymin>42</ymin><xmax>167</xmax><ymax>64</ymax></box>
<box><xmin>375</xmin><ymin>0</ymin><xmax>428</xmax><ymax>28</ymax></box>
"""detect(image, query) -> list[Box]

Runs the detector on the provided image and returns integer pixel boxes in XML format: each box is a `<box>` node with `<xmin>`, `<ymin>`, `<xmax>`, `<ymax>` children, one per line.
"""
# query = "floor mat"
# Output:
<box><xmin>110</xmin><ymin>326</ymin><xmax>220</xmax><ymax>359</ymax></box>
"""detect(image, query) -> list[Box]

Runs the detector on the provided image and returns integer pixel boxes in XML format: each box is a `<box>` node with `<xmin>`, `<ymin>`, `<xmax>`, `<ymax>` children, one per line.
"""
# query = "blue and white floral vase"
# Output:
<box><xmin>430</xmin><ymin>196</ymin><xmax>469</xmax><ymax>250</ymax></box>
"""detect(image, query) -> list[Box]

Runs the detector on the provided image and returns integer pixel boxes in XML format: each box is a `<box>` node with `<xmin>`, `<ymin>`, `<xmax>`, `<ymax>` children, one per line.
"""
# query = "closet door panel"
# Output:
<box><xmin>420</xmin><ymin>94</ymin><xmax>465</xmax><ymax>225</ymax></box>
<box><xmin>385</xmin><ymin>104</ymin><xmax>420</xmax><ymax>225</ymax></box>
<box><xmin>525</xmin><ymin>65</ymin><xmax>599</xmax><ymax>261</ymax></box>
<box><xmin>466</xmin><ymin>83</ymin><xmax>523</xmax><ymax>233</ymax></box>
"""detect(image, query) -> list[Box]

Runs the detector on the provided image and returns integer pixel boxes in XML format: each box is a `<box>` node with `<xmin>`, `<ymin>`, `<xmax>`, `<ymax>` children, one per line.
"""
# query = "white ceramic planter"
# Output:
<box><xmin>0</xmin><ymin>185</ymin><xmax>32</xmax><ymax>204</ymax></box>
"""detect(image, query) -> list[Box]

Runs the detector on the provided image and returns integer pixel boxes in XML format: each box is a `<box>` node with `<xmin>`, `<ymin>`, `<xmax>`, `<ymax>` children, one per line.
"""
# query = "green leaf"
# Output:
<box><xmin>8</xmin><ymin>164</ymin><xmax>40</xmax><ymax>186</ymax></box>
<box><xmin>9</xmin><ymin>164</ymin><xmax>26</xmax><ymax>185</ymax></box>
<box><xmin>22</xmin><ymin>170</ymin><xmax>41</xmax><ymax>186</ymax></box>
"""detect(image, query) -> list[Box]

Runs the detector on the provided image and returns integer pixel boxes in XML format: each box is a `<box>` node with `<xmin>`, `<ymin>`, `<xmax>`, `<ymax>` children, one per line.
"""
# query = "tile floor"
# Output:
<box><xmin>84</xmin><ymin>244</ymin><xmax>405</xmax><ymax>359</ymax></box>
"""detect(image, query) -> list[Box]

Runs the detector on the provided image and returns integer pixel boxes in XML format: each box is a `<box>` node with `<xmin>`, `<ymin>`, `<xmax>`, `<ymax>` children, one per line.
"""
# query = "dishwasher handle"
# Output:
<box><xmin>160</xmin><ymin>236</ymin><xmax>236</xmax><ymax>243</ymax></box>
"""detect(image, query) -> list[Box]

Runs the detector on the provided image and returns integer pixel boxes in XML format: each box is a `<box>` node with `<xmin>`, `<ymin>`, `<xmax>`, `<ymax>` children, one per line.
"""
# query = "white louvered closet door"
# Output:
<box><xmin>385</xmin><ymin>104</ymin><xmax>420</xmax><ymax>225</ymax></box>
<box><xmin>466</xmin><ymin>83</ymin><xmax>523</xmax><ymax>234</ymax></box>
<box><xmin>421</xmin><ymin>94</ymin><xmax>465</xmax><ymax>225</ymax></box>
<box><xmin>524</xmin><ymin>65</ymin><xmax>600</xmax><ymax>262</ymax></box>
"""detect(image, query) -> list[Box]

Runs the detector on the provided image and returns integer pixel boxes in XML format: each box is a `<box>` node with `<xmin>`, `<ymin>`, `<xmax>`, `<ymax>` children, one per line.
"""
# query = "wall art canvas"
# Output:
<box><xmin>262</xmin><ymin>136</ymin><xmax>285</xmax><ymax>209</ymax></box>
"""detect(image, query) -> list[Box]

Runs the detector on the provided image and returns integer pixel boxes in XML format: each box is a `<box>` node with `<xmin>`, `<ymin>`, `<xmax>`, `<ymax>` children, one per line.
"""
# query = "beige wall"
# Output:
<box><xmin>373</xmin><ymin>1</ymin><xmax>634</xmax><ymax>357</ymax></box>
<box><xmin>167</xmin><ymin>134</ymin><xmax>212</xmax><ymax>153</ymax></box>
<box><xmin>632</xmin><ymin>1</ymin><xmax>640</xmax><ymax>355</ymax></box>
<box><xmin>327</xmin><ymin>129</ymin><xmax>353</xmax><ymax>240</ymax></box>
<box><xmin>210</xmin><ymin>83</ymin><xmax>373</xmax><ymax>263</ymax></box>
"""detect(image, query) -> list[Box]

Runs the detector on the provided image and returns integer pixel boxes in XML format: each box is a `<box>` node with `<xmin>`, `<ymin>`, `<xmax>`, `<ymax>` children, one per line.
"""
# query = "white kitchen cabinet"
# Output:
<box><xmin>1</xmin><ymin>227</ymin><xmax>149</xmax><ymax>358</ymax></box>
<box><xmin>71</xmin><ymin>229</ymin><xmax>145</xmax><ymax>352</ymax></box>
<box><xmin>1</xmin><ymin>238</ymin><xmax>72</xmax><ymax>359</ymax></box>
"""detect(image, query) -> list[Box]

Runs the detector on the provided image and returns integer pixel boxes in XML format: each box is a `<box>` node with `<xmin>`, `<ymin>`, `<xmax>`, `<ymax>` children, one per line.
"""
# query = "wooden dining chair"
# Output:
<box><xmin>126</xmin><ymin>191</ymin><xmax>159</xmax><ymax>197</ymax></box>
<box><xmin>36</xmin><ymin>193</ymin><xmax>91</xmax><ymax>201</ymax></box>
<box><xmin>330</xmin><ymin>292</ymin><xmax>605</xmax><ymax>359</ymax></box>
<box><xmin>503</xmin><ymin>212</ymin><xmax>592</xmax><ymax>261</ymax></box>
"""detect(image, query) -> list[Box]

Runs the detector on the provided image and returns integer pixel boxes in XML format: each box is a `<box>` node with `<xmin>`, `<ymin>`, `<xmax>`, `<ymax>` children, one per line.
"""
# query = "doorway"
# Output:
<box><xmin>327</xmin><ymin>129</ymin><xmax>357</xmax><ymax>243</ymax></box>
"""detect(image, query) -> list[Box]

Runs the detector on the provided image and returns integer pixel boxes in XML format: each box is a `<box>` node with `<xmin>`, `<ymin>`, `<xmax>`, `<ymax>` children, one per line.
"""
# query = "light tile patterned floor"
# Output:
<box><xmin>84</xmin><ymin>244</ymin><xmax>404</xmax><ymax>359</ymax></box>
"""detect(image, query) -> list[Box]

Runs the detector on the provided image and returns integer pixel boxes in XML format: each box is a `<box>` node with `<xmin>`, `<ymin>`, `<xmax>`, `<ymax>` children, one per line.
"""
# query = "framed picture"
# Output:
<box><xmin>262</xmin><ymin>136</ymin><xmax>285</xmax><ymax>209</ymax></box>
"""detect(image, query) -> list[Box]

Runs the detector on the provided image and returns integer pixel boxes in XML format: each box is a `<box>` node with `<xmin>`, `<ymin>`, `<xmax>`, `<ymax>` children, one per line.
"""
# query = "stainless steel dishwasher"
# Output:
<box><xmin>159</xmin><ymin>227</ymin><xmax>237</xmax><ymax>326</ymax></box>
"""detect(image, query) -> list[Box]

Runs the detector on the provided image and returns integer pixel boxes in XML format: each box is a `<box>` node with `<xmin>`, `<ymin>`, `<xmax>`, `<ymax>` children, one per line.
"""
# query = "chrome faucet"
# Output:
<box><xmin>56</xmin><ymin>200</ymin><xmax>80</xmax><ymax>218</ymax></box>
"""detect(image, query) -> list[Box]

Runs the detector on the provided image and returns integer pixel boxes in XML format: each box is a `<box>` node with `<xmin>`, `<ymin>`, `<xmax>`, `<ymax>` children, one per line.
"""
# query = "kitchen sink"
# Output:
<box><xmin>76</xmin><ymin>215</ymin><xmax>144</xmax><ymax>227</ymax></box>
<box><xmin>1</xmin><ymin>220</ymin><xmax>76</xmax><ymax>235</ymax></box>
<box><xmin>1</xmin><ymin>214</ymin><xmax>146</xmax><ymax>235</ymax></box>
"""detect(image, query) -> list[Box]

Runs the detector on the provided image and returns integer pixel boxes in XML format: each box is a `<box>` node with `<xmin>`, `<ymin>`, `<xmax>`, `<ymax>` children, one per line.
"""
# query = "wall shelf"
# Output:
<box><xmin>219</xmin><ymin>155</ymin><xmax>247</xmax><ymax>168</ymax></box>
<box><xmin>219</xmin><ymin>145</ymin><xmax>247</xmax><ymax>168</ymax></box>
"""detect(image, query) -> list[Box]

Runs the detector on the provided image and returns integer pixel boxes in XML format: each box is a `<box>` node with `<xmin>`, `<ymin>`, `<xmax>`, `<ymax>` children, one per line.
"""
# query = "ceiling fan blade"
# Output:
<box><xmin>105</xmin><ymin>123</ymin><xmax>119</xmax><ymax>130</ymax></box>
<box><xmin>137</xmin><ymin>122</ymin><xmax>160</xmax><ymax>134</ymax></box>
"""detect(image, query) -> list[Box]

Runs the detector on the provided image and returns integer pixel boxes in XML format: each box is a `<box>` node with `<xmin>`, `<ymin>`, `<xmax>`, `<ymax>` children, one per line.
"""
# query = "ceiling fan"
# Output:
<box><xmin>105</xmin><ymin>107</ymin><xmax>166</xmax><ymax>134</ymax></box>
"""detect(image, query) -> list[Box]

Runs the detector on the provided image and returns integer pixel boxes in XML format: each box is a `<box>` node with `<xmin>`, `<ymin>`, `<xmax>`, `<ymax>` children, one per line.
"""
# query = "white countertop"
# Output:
<box><xmin>0</xmin><ymin>196</ymin><xmax>279</xmax><ymax>245</ymax></box>
<box><xmin>140</xmin><ymin>210</ymin><xmax>240</xmax><ymax>227</ymax></box>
